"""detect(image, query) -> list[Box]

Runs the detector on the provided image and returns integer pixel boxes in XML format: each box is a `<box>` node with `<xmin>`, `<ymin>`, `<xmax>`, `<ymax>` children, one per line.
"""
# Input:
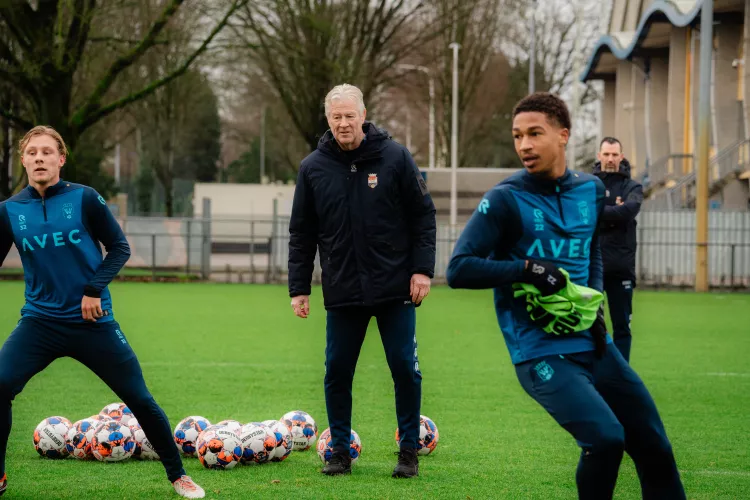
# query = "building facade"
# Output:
<box><xmin>581</xmin><ymin>0</ymin><xmax>750</xmax><ymax>210</ymax></box>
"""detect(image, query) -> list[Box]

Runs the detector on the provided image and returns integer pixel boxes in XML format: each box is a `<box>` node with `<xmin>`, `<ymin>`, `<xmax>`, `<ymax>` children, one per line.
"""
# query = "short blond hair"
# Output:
<box><xmin>19</xmin><ymin>126</ymin><xmax>69</xmax><ymax>157</ymax></box>
<box><xmin>324</xmin><ymin>84</ymin><xmax>365</xmax><ymax>116</ymax></box>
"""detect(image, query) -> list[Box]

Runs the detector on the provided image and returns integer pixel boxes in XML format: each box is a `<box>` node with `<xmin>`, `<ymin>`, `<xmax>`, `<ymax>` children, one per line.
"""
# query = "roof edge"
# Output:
<box><xmin>580</xmin><ymin>0</ymin><xmax>704</xmax><ymax>82</ymax></box>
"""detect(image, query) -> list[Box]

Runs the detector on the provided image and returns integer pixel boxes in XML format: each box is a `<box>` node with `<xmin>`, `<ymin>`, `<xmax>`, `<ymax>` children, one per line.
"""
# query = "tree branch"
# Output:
<box><xmin>75</xmin><ymin>0</ymin><xmax>247</xmax><ymax>132</ymax></box>
<box><xmin>0</xmin><ymin>106</ymin><xmax>32</xmax><ymax>130</ymax></box>
<box><xmin>71</xmin><ymin>0</ymin><xmax>186</xmax><ymax>128</ymax></box>
<box><xmin>0</xmin><ymin>3</ymin><xmax>34</xmax><ymax>52</ymax></box>
<box><xmin>63</xmin><ymin>0</ymin><xmax>96</xmax><ymax>73</ymax></box>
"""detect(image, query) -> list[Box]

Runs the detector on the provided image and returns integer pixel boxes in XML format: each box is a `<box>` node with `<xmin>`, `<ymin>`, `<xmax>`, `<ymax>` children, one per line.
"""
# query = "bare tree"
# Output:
<box><xmin>231</xmin><ymin>0</ymin><xmax>457</xmax><ymax>152</ymax></box>
<box><xmin>0</xmin><ymin>0</ymin><xmax>245</xmax><ymax>192</ymax></box>
<box><xmin>504</xmin><ymin>0</ymin><xmax>604</xmax><ymax>169</ymax></box>
<box><xmin>374</xmin><ymin>0</ymin><xmax>517</xmax><ymax>168</ymax></box>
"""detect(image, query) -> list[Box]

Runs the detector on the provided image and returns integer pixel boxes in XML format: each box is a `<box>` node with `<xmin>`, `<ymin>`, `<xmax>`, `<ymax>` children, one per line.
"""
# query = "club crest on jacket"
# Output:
<box><xmin>368</xmin><ymin>173</ymin><xmax>377</xmax><ymax>188</ymax></box>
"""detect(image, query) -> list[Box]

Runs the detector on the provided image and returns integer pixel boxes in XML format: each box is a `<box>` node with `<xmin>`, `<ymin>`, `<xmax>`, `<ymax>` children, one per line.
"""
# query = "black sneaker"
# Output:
<box><xmin>392</xmin><ymin>448</ymin><xmax>419</xmax><ymax>478</ymax></box>
<box><xmin>321</xmin><ymin>451</ymin><xmax>352</xmax><ymax>475</ymax></box>
<box><xmin>0</xmin><ymin>473</ymin><xmax>6</xmax><ymax>496</ymax></box>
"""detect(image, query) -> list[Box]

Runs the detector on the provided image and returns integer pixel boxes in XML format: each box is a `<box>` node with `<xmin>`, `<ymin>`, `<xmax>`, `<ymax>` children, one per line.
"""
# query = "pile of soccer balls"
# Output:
<box><xmin>32</xmin><ymin>403</ymin><xmax>440</xmax><ymax>470</ymax></box>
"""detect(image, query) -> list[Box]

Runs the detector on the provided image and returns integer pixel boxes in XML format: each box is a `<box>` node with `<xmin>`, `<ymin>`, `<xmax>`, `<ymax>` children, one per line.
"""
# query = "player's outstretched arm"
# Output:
<box><xmin>601</xmin><ymin>182</ymin><xmax>643</xmax><ymax>222</ymax></box>
<box><xmin>82</xmin><ymin>189</ymin><xmax>131</xmax><ymax>297</ymax></box>
<box><xmin>288</xmin><ymin>164</ymin><xmax>318</xmax><ymax>301</ymax></box>
<box><xmin>0</xmin><ymin>203</ymin><xmax>12</xmax><ymax>268</ymax></box>
<box><xmin>446</xmin><ymin>189</ymin><xmax>525</xmax><ymax>290</ymax></box>
<box><xmin>402</xmin><ymin>150</ymin><xmax>436</xmax><ymax>280</ymax></box>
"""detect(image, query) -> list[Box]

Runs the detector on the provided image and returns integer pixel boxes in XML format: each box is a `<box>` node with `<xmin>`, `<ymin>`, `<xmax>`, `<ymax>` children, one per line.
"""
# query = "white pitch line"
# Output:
<box><xmin>685</xmin><ymin>470</ymin><xmax>750</xmax><ymax>478</ymax></box>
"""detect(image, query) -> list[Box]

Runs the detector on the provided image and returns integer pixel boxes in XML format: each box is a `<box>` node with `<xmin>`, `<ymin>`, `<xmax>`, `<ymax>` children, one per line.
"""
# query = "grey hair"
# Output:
<box><xmin>324</xmin><ymin>84</ymin><xmax>365</xmax><ymax>116</ymax></box>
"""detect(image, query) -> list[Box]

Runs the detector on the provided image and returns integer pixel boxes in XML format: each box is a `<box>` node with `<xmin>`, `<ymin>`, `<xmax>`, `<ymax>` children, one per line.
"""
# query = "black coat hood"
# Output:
<box><xmin>593</xmin><ymin>157</ymin><xmax>632</xmax><ymax>178</ymax></box>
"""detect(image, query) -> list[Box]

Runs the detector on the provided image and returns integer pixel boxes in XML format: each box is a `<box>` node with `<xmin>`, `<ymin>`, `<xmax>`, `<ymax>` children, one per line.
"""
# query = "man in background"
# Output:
<box><xmin>593</xmin><ymin>137</ymin><xmax>643</xmax><ymax>362</ymax></box>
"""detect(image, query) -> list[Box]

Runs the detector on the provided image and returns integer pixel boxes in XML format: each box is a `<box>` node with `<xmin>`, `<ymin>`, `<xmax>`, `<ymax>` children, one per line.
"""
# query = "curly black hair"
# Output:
<box><xmin>512</xmin><ymin>92</ymin><xmax>571</xmax><ymax>131</ymax></box>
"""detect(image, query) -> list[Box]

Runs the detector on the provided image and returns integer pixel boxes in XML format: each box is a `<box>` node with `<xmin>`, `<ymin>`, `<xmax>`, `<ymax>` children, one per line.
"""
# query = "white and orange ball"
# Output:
<box><xmin>173</xmin><ymin>416</ymin><xmax>211</xmax><ymax>457</ymax></box>
<box><xmin>262</xmin><ymin>419</ymin><xmax>293</xmax><ymax>462</ymax></box>
<box><xmin>281</xmin><ymin>410</ymin><xmax>317</xmax><ymax>451</ymax></box>
<box><xmin>128</xmin><ymin>418</ymin><xmax>159</xmax><ymax>460</ymax></box>
<box><xmin>33</xmin><ymin>416</ymin><xmax>72</xmax><ymax>459</ymax></box>
<box><xmin>65</xmin><ymin>417</ymin><xmax>101</xmax><ymax>459</ymax></box>
<box><xmin>216</xmin><ymin>419</ymin><xmax>243</xmax><ymax>436</ymax></box>
<box><xmin>239</xmin><ymin>422</ymin><xmax>277</xmax><ymax>465</ymax></box>
<box><xmin>317</xmin><ymin>427</ymin><xmax>362</xmax><ymax>464</ymax></box>
<box><xmin>196</xmin><ymin>425</ymin><xmax>242</xmax><ymax>470</ymax></box>
<box><xmin>91</xmin><ymin>420</ymin><xmax>135</xmax><ymax>462</ymax></box>
<box><xmin>395</xmin><ymin>415</ymin><xmax>439</xmax><ymax>456</ymax></box>
<box><xmin>99</xmin><ymin>402</ymin><xmax>136</xmax><ymax>427</ymax></box>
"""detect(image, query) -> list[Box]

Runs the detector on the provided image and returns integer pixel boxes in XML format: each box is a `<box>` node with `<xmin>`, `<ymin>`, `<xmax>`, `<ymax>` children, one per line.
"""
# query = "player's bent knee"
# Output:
<box><xmin>589</xmin><ymin>425</ymin><xmax>626</xmax><ymax>453</ymax></box>
<box><xmin>0</xmin><ymin>374</ymin><xmax>20</xmax><ymax>401</ymax></box>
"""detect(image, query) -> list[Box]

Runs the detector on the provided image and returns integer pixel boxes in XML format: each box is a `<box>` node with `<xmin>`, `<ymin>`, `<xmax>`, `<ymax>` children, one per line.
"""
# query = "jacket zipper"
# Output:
<box><xmin>41</xmin><ymin>197</ymin><xmax>47</xmax><ymax>222</ymax></box>
<box><xmin>555</xmin><ymin>185</ymin><xmax>565</xmax><ymax>224</ymax></box>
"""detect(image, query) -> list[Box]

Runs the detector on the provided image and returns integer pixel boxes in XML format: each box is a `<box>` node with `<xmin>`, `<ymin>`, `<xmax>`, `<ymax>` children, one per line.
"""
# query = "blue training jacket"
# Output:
<box><xmin>446</xmin><ymin>169</ymin><xmax>610</xmax><ymax>365</ymax></box>
<box><xmin>0</xmin><ymin>181</ymin><xmax>130</xmax><ymax>323</ymax></box>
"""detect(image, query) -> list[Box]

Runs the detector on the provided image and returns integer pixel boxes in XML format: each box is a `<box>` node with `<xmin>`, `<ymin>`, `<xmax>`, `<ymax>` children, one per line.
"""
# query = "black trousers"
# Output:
<box><xmin>0</xmin><ymin>317</ymin><xmax>185</xmax><ymax>482</ymax></box>
<box><xmin>604</xmin><ymin>275</ymin><xmax>634</xmax><ymax>362</ymax></box>
<box><xmin>324</xmin><ymin>301</ymin><xmax>421</xmax><ymax>451</ymax></box>
<box><xmin>516</xmin><ymin>348</ymin><xmax>685</xmax><ymax>500</ymax></box>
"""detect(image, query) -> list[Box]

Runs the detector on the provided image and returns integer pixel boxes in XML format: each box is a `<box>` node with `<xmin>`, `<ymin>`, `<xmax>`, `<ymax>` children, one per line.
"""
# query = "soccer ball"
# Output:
<box><xmin>395</xmin><ymin>415</ymin><xmax>439</xmax><ymax>455</ymax></box>
<box><xmin>65</xmin><ymin>417</ymin><xmax>102</xmax><ymax>459</ymax></box>
<box><xmin>91</xmin><ymin>420</ymin><xmax>135</xmax><ymax>462</ymax></box>
<box><xmin>196</xmin><ymin>425</ymin><xmax>242</xmax><ymax>470</ymax></box>
<box><xmin>239</xmin><ymin>422</ymin><xmax>277</xmax><ymax>465</ymax></box>
<box><xmin>99</xmin><ymin>402</ymin><xmax>136</xmax><ymax>427</ymax></box>
<box><xmin>216</xmin><ymin>419</ymin><xmax>243</xmax><ymax>436</ymax></box>
<box><xmin>128</xmin><ymin>419</ymin><xmax>159</xmax><ymax>460</ymax></box>
<box><xmin>174</xmin><ymin>416</ymin><xmax>211</xmax><ymax>457</ymax></box>
<box><xmin>281</xmin><ymin>410</ymin><xmax>317</xmax><ymax>451</ymax></box>
<box><xmin>33</xmin><ymin>416</ymin><xmax>72</xmax><ymax>459</ymax></box>
<box><xmin>317</xmin><ymin>427</ymin><xmax>362</xmax><ymax>464</ymax></box>
<box><xmin>262</xmin><ymin>419</ymin><xmax>293</xmax><ymax>462</ymax></box>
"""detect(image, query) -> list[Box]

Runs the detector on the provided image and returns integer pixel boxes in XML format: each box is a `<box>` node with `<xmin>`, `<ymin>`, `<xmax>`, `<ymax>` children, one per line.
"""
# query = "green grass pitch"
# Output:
<box><xmin>0</xmin><ymin>282</ymin><xmax>747</xmax><ymax>499</ymax></box>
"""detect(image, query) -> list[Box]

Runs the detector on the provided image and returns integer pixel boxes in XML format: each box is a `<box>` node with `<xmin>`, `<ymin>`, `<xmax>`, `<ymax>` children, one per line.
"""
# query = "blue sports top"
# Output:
<box><xmin>0</xmin><ymin>181</ymin><xmax>130</xmax><ymax>323</ymax></box>
<box><xmin>446</xmin><ymin>169</ymin><xmax>610</xmax><ymax>364</ymax></box>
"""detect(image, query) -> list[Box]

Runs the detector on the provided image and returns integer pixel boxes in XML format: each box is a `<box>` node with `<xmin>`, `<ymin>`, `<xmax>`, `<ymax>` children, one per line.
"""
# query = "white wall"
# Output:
<box><xmin>192</xmin><ymin>183</ymin><xmax>296</xmax><ymax>218</ymax></box>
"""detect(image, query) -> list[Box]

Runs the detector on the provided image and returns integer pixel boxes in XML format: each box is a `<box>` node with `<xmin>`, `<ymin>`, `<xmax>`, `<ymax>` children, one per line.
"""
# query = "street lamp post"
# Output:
<box><xmin>395</xmin><ymin>63</ymin><xmax>435</xmax><ymax>170</ymax></box>
<box><xmin>529</xmin><ymin>0</ymin><xmax>537</xmax><ymax>94</ymax></box>
<box><xmin>449</xmin><ymin>42</ymin><xmax>460</xmax><ymax>229</ymax></box>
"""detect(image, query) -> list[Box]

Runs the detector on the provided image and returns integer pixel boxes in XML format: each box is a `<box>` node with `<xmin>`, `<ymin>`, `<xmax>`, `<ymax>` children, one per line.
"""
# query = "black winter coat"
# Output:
<box><xmin>288</xmin><ymin>122</ymin><xmax>437</xmax><ymax>309</ymax></box>
<box><xmin>593</xmin><ymin>158</ymin><xmax>643</xmax><ymax>282</ymax></box>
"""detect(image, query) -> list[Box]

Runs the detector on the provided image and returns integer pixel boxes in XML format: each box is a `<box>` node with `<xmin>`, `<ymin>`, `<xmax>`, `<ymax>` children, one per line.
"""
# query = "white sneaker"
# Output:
<box><xmin>173</xmin><ymin>475</ymin><xmax>205</xmax><ymax>499</ymax></box>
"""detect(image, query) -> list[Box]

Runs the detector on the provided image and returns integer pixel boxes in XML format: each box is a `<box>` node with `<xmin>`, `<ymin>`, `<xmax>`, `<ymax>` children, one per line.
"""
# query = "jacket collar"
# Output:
<box><xmin>318</xmin><ymin>121</ymin><xmax>390</xmax><ymax>160</ymax></box>
<box><xmin>25</xmin><ymin>179</ymin><xmax>66</xmax><ymax>199</ymax></box>
<box><xmin>522</xmin><ymin>168</ymin><xmax>572</xmax><ymax>194</ymax></box>
<box><xmin>593</xmin><ymin>157</ymin><xmax>632</xmax><ymax>178</ymax></box>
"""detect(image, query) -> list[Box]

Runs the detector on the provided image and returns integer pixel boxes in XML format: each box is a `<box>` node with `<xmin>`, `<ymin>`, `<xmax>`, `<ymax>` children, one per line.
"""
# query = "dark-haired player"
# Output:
<box><xmin>0</xmin><ymin>126</ymin><xmax>204</xmax><ymax>499</ymax></box>
<box><xmin>446</xmin><ymin>93</ymin><xmax>685</xmax><ymax>499</ymax></box>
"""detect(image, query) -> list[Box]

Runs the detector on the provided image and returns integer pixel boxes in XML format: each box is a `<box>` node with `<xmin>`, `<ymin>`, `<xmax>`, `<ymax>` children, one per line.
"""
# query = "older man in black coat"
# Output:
<box><xmin>288</xmin><ymin>83</ymin><xmax>436</xmax><ymax>478</ymax></box>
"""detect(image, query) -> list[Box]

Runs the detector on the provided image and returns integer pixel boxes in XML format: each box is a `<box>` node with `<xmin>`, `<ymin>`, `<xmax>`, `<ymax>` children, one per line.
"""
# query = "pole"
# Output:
<box><xmin>568</xmin><ymin>2</ymin><xmax>582</xmax><ymax>169</ymax></box>
<box><xmin>260</xmin><ymin>106</ymin><xmax>266</xmax><ymax>184</ymax></box>
<box><xmin>644</xmin><ymin>62</ymin><xmax>653</xmax><ymax>178</ymax></box>
<box><xmin>406</xmin><ymin>108</ymin><xmax>412</xmax><ymax>151</ymax></box>
<box><xmin>201</xmin><ymin>198</ymin><xmax>211</xmax><ymax>281</ymax></box>
<box><xmin>695</xmin><ymin>1</ymin><xmax>713</xmax><ymax>292</ymax></box>
<box><xmin>529</xmin><ymin>0</ymin><xmax>536</xmax><ymax>94</ymax></box>
<box><xmin>428</xmin><ymin>76</ymin><xmax>435</xmax><ymax>170</ymax></box>
<box><xmin>449</xmin><ymin>42</ymin><xmax>460</xmax><ymax>229</ymax></box>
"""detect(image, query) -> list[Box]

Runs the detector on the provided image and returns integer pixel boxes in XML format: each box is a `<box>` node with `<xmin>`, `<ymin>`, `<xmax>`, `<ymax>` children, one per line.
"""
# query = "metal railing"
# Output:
<box><xmin>644</xmin><ymin>140</ymin><xmax>750</xmax><ymax>210</ymax></box>
<box><xmin>2</xmin><ymin>213</ymin><xmax>748</xmax><ymax>291</ymax></box>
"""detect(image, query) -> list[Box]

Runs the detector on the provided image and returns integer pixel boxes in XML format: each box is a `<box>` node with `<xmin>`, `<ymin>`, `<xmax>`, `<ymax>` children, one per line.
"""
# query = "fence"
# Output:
<box><xmin>2</xmin><ymin>211</ymin><xmax>749</xmax><ymax>290</ymax></box>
